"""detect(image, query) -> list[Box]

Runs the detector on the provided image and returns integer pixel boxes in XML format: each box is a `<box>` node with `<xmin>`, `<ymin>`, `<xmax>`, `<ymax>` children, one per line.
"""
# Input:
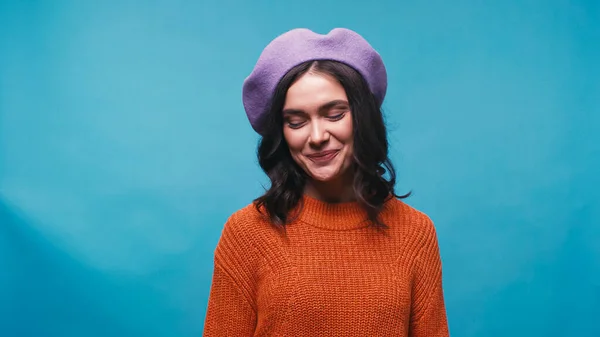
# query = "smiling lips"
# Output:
<box><xmin>306</xmin><ymin>150</ymin><xmax>340</xmax><ymax>163</ymax></box>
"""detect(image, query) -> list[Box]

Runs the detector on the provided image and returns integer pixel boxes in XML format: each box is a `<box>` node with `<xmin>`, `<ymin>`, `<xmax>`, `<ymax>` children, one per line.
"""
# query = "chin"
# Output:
<box><xmin>306</xmin><ymin>168</ymin><xmax>344</xmax><ymax>182</ymax></box>
<box><xmin>309</xmin><ymin>175</ymin><xmax>337</xmax><ymax>182</ymax></box>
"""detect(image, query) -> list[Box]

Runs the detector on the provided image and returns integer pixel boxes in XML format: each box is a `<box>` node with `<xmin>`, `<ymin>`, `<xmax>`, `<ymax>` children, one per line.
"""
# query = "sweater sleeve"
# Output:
<box><xmin>203</xmin><ymin>262</ymin><xmax>257</xmax><ymax>336</ymax></box>
<box><xmin>203</xmin><ymin>213</ymin><xmax>258</xmax><ymax>336</ymax></box>
<box><xmin>409</xmin><ymin>218</ymin><xmax>450</xmax><ymax>337</ymax></box>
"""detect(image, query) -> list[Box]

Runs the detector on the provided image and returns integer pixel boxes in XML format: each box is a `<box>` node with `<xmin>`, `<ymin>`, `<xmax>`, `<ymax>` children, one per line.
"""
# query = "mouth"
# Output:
<box><xmin>306</xmin><ymin>150</ymin><xmax>340</xmax><ymax>162</ymax></box>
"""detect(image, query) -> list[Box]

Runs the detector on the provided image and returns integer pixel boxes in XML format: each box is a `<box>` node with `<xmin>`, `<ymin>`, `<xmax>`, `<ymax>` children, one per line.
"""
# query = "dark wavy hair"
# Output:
<box><xmin>253</xmin><ymin>60</ymin><xmax>410</xmax><ymax>228</ymax></box>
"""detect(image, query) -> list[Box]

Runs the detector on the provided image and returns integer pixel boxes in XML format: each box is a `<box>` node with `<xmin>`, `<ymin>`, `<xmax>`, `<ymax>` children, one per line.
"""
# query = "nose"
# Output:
<box><xmin>308</xmin><ymin>120</ymin><xmax>330</xmax><ymax>148</ymax></box>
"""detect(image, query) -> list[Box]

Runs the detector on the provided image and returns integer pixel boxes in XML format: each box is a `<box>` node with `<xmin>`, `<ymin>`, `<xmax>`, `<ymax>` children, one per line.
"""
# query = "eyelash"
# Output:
<box><xmin>328</xmin><ymin>112</ymin><xmax>346</xmax><ymax>121</ymax></box>
<box><xmin>287</xmin><ymin>121</ymin><xmax>304</xmax><ymax>129</ymax></box>
<box><xmin>286</xmin><ymin>111</ymin><xmax>347</xmax><ymax>129</ymax></box>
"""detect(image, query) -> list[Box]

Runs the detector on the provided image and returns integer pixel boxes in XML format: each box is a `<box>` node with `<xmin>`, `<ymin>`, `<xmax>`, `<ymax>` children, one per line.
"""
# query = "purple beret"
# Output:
<box><xmin>242</xmin><ymin>28</ymin><xmax>388</xmax><ymax>135</ymax></box>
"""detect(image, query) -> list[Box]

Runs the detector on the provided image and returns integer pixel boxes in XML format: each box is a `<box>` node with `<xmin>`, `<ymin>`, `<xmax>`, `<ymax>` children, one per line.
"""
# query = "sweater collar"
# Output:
<box><xmin>295</xmin><ymin>194</ymin><xmax>370</xmax><ymax>230</ymax></box>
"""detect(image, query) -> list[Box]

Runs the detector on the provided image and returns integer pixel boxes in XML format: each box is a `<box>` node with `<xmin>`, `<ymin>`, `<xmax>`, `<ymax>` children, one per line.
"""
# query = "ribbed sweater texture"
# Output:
<box><xmin>203</xmin><ymin>195</ymin><xmax>449</xmax><ymax>336</ymax></box>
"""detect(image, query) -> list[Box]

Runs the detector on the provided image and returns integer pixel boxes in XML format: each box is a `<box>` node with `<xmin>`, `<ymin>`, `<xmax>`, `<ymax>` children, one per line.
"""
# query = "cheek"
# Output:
<box><xmin>283</xmin><ymin>129</ymin><xmax>306</xmax><ymax>155</ymax></box>
<box><xmin>334</xmin><ymin>117</ymin><xmax>354</xmax><ymax>144</ymax></box>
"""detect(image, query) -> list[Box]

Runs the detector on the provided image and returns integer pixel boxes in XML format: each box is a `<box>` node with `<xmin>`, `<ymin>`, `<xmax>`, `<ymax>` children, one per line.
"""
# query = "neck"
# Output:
<box><xmin>304</xmin><ymin>174</ymin><xmax>355</xmax><ymax>203</ymax></box>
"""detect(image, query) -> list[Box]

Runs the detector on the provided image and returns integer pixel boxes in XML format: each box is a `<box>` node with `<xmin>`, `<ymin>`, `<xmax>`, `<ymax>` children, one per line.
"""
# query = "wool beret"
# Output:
<box><xmin>242</xmin><ymin>28</ymin><xmax>388</xmax><ymax>135</ymax></box>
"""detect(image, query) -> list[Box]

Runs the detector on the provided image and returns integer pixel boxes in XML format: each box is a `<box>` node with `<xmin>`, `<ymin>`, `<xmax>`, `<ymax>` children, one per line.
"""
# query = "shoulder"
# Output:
<box><xmin>383</xmin><ymin>198</ymin><xmax>440</xmax><ymax>250</ymax></box>
<box><xmin>214</xmin><ymin>201</ymin><xmax>280</xmax><ymax>262</ymax></box>
<box><xmin>384</xmin><ymin>198</ymin><xmax>435</xmax><ymax>228</ymax></box>
<box><xmin>223</xmin><ymin>202</ymin><xmax>269</xmax><ymax>232</ymax></box>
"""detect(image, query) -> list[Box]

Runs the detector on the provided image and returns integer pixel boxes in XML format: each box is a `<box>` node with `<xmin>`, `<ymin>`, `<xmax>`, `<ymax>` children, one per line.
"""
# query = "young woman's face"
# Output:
<box><xmin>282</xmin><ymin>71</ymin><xmax>354</xmax><ymax>183</ymax></box>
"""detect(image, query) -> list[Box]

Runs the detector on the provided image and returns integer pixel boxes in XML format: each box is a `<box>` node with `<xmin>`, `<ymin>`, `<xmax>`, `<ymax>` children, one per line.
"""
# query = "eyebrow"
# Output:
<box><xmin>282</xmin><ymin>99</ymin><xmax>349</xmax><ymax>115</ymax></box>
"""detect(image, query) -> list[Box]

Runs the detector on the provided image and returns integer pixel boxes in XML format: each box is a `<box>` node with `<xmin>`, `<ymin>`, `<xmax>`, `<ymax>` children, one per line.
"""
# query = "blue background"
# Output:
<box><xmin>1</xmin><ymin>0</ymin><xmax>598</xmax><ymax>336</ymax></box>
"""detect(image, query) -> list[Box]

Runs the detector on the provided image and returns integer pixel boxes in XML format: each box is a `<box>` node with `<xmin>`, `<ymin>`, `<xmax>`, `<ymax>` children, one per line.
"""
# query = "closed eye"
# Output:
<box><xmin>327</xmin><ymin>106</ymin><xmax>348</xmax><ymax>121</ymax></box>
<box><xmin>287</xmin><ymin>121</ymin><xmax>305</xmax><ymax>129</ymax></box>
<box><xmin>328</xmin><ymin>112</ymin><xmax>346</xmax><ymax>121</ymax></box>
<box><xmin>285</xmin><ymin>117</ymin><xmax>306</xmax><ymax>129</ymax></box>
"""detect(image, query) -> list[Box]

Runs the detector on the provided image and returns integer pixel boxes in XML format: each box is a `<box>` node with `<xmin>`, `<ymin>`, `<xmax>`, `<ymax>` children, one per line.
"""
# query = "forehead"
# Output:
<box><xmin>283</xmin><ymin>72</ymin><xmax>348</xmax><ymax>110</ymax></box>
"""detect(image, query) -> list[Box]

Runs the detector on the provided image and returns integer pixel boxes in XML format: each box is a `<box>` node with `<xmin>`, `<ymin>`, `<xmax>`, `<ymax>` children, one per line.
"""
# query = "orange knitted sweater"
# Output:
<box><xmin>203</xmin><ymin>195</ymin><xmax>449</xmax><ymax>336</ymax></box>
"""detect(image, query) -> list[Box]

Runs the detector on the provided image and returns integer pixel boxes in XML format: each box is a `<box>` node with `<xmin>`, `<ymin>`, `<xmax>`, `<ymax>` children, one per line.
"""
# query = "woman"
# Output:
<box><xmin>203</xmin><ymin>28</ymin><xmax>449</xmax><ymax>336</ymax></box>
